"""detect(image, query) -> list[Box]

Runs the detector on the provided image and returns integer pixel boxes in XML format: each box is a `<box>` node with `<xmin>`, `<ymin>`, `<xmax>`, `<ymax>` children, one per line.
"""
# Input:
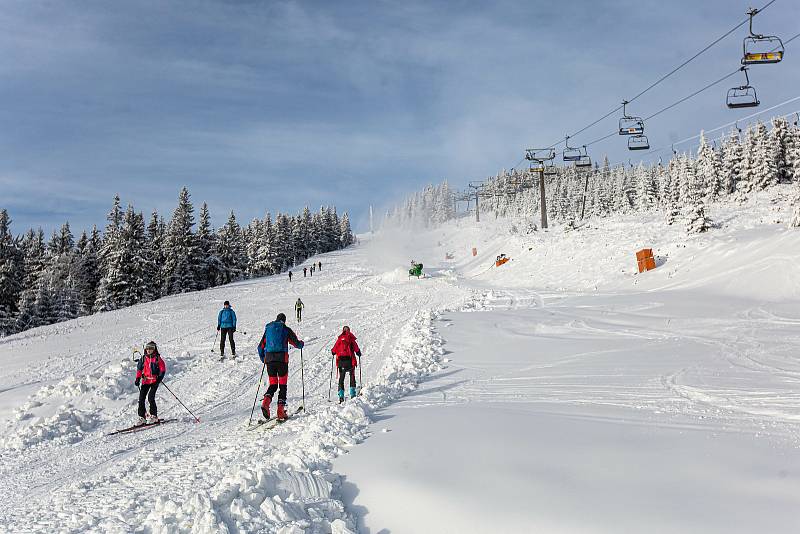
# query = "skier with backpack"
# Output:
<box><xmin>217</xmin><ymin>300</ymin><xmax>237</xmax><ymax>358</ymax></box>
<box><xmin>258</xmin><ymin>313</ymin><xmax>304</xmax><ymax>421</ymax></box>
<box><xmin>135</xmin><ymin>341</ymin><xmax>166</xmax><ymax>424</ymax></box>
<box><xmin>331</xmin><ymin>326</ymin><xmax>361</xmax><ymax>403</ymax></box>
<box><xmin>295</xmin><ymin>298</ymin><xmax>304</xmax><ymax>322</ymax></box>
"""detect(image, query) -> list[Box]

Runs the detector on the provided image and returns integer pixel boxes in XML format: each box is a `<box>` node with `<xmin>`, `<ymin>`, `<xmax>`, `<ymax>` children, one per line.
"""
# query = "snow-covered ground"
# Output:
<box><xmin>2</xmin><ymin>186</ymin><xmax>800</xmax><ymax>533</ymax></box>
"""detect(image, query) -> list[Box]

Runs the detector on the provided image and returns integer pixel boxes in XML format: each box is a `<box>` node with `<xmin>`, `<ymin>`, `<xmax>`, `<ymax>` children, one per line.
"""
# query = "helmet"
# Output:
<box><xmin>224</xmin><ymin>300</ymin><xmax>230</xmax><ymax>306</ymax></box>
<box><xmin>342</xmin><ymin>325</ymin><xmax>350</xmax><ymax>333</ymax></box>
<box><xmin>145</xmin><ymin>341</ymin><xmax>158</xmax><ymax>352</ymax></box>
<box><xmin>276</xmin><ymin>313</ymin><xmax>287</xmax><ymax>323</ymax></box>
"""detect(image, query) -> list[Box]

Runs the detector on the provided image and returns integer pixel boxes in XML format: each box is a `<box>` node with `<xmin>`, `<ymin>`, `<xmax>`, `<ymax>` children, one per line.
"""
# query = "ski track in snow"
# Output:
<box><xmin>0</xmin><ymin>247</ymin><xmax>471</xmax><ymax>533</ymax></box>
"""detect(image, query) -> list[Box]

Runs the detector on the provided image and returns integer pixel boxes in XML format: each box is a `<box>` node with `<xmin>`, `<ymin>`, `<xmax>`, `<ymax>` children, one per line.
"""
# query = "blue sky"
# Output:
<box><xmin>1</xmin><ymin>0</ymin><xmax>798</xmax><ymax>234</ymax></box>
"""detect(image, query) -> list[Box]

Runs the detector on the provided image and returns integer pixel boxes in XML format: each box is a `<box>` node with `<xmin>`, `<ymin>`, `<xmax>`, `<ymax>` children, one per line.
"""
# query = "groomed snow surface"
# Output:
<box><xmin>3</xmin><ymin>186</ymin><xmax>800</xmax><ymax>533</ymax></box>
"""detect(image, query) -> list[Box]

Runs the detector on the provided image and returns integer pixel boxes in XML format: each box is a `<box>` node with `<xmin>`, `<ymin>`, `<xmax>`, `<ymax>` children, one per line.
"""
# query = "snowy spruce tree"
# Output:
<box><xmin>161</xmin><ymin>187</ymin><xmax>199</xmax><ymax>295</ymax></box>
<box><xmin>216</xmin><ymin>211</ymin><xmax>245</xmax><ymax>284</ymax></box>
<box><xmin>0</xmin><ymin>210</ymin><xmax>23</xmax><ymax>335</ymax></box>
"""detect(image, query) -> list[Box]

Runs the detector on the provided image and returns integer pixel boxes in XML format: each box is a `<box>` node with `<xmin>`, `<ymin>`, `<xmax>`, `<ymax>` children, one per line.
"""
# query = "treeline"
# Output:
<box><xmin>387</xmin><ymin>116</ymin><xmax>800</xmax><ymax>232</ymax></box>
<box><xmin>0</xmin><ymin>187</ymin><xmax>354</xmax><ymax>336</ymax></box>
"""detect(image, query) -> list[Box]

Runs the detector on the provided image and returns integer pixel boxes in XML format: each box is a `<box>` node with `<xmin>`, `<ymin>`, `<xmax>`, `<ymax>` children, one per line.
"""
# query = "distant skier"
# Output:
<box><xmin>135</xmin><ymin>341</ymin><xmax>166</xmax><ymax>424</ymax></box>
<box><xmin>217</xmin><ymin>301</ymin><xmax>237</xmax><ymax>358</ymax></box>
<box><xmin>303</xmin><ymin>267</ymin><xmax>307</xmax><ymax>277</ymax></box>
<box><xmin>289</xmin><ymin>270</ymin><xmax>293</xmax><ymax>282</ymax></box>
<box><xmin>310</xmin><ymin>265</ymin><xmax>314</xmax><ymax>277</ymax></box>
<box><xmin>318</xmin><ymin>261</ymin><xmax>322</xmax><ymax>271</ymax></box>
<box><xmin>258</xmin><ymin>313</ymin><xmax>304</xmax><ymax>421</ymax></box>
<box><xmin>331</xmin><ymin>326</ymin><xmax>361</xmax><ymax>403</ymax></box>
<box><xmin>295</xmin><ymin>298</ymin><xmax>304</xmax><ymax>322</ymax></box>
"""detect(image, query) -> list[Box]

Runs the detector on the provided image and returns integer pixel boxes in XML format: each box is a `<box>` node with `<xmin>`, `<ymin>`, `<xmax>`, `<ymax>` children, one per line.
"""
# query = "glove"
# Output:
<box><xmin>232</xmin><ymin>328</ymin><xmax>236</xmax><ymax>333</ymax></box>
<box><xmin>331</xmin><ymin>349</ymin><xmax>336</xmax><ymax>356</ymax></box>
<box><xmin>297</xmin><ymin>340</ymin><xmax>305</xmax><ymax>349</ymax></box>
<box><xmin>217</xmin><ymin>326</ymin><xmax>220</xmax><ymax>331</ymax></box>
<box><xmin>135</xmin><ymin>377</ymin><xmax>141</xmax><ymax>387</ymax></box>
<box><xmin>156</xmin><ymin>375</ymin><xmax>164</xmax><ymax>384</ymax></box>
<box><xmin>356</xmin><ymin>351</ymin><xmax>362</xmax><ymax>357</ymax></box>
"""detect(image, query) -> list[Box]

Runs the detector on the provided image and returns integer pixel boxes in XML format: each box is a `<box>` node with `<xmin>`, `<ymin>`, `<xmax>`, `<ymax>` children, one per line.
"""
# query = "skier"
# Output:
<box><xmin>303</xmin><ymin>267</ymin><xmax>307</xmax><ymax>277</ymax></box>
<box><xmin>289</xmin><ymin>270</ymin><xmax>293</xmax><ymax>282</ymax></box>
<box><xmin>295</xmin><ymin>298</ymin><xmax>304</xmax><ymax>322</ymax></box>
<box><xmin>310</xmin><ymin>265</ymin><xmax>313</xmax><ymax>277</ymax></box>
<box><xmin>135</xmin><ymin>341</ymin><xmax>166</xmax><ymax>424</ymax></box>
<box><xmin>217</xmin><ymin>300</ymin><xmax>237</xmax><ymax>358</ymax></box>
<box><xmin>318</xmin><ymin>261</ymin><xmax>322</xmax><ymax>271</ymax></box>
<box><xmin>331</xmin><ymin>326</ymin><xmax>361</xmax><ymax>403</ymax></box>
<box><xmin>258</xmin><ymin>313</ymin><xmax>304</xmax><ymax>421</ymax></box>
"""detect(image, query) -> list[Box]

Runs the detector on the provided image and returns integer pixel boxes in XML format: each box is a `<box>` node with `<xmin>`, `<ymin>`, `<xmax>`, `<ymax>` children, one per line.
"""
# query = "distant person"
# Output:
<box><xmin>288</xmin><ymin>270</ymin><xmax>293</xmax><ymax>282</ymax></box>
<box><xmin>258</xmin><ymin>313</ymin><xmax>304</xmax><ymax>421</ymax></box>
<box><xmin>318</xmin><ymin>261</ymin><xmax>322</xmax><ymax>271</ymax></box>
<box><xmin>303</xmin><ymin>267</ymin><xmax>307</xmax><ymax>277</ymax></box>
<box><xmin>310</xmin><ymin>265</ymin><xmax>314</xmax><ymax>277</ymax></box>
<box><xmin>135</xmin><ymin>341</ymin><xmax>166</xmax><ymax>424</ymax></box>
<box><xmin>217</xmin><ymin>300</ymin><xmax>237</xmax><ymax>358</ymax></box>
<box><xmin>331</xmin><ymin>326</ymin><xmax>361</xmax><ymax>403</ymax></box>
<box><xmin>295</xmin><ymin>298</ymin><xmax>304</xmax><ymax>322</ymax></box>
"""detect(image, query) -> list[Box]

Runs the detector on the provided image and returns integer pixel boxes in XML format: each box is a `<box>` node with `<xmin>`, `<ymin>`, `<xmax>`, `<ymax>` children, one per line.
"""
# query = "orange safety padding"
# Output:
<box><xmin>496</xmin><ymin>257</ymin><xmax>510</xmax><ymax>267</ymax></box>
<box><xmin>636</xmin><ymin>248</ymin><xmax>654</xmax><ymax>261</ymax></box>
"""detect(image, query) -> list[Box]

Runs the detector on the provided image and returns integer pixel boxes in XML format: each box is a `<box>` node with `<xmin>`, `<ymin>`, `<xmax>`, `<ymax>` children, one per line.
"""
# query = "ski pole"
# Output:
<box><xmin>249</xmin><ymin>359</ymin><xmax>267</xmax><ymax>426</ymax></box>
<box><xmin>299</xmin><ymin>347</ymin><xmax>306</xmax><ymax>412</ymax></box>
<box><xmin>212</xmin><ymin>329</ymin><xmax>219</xmax><ymax>353</ymax></box>
<box><xmin>161</xmin><ymin>381</ymin><xmax>201</xmax><ymax>423</ymax></box>
<box><xmin>358</xmin><ymin>353</ymin><xmax>363</xmax><ymax>395</ymax></box>
<box><xmin>328</xmin><ymin>354</ymin><xmax>334</xmax><ymax>402</ymax></box>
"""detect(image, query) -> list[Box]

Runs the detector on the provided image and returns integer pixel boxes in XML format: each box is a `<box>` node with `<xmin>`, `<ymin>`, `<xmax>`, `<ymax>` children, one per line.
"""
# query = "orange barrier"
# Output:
<box><xmin>496</xmin><ymin>254</ymin><xmax>510</xmax><ymax>267</ymax></box>
<box><xmin>636</xmin><ymin>248</ymin><xmax>656</xmax><ymax>273</ymax></box>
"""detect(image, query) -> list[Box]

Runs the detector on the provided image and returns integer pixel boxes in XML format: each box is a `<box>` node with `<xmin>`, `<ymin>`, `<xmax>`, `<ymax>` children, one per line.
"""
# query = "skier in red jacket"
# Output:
<box><xmin>331</xmin><ymin>326</ymin><xmax>361</xmax><ymax>403</ymax></box>
<box><xmin>135</xmin><ymin>341</ymin><xmax>167</xmax><ymax>425</ymax></box>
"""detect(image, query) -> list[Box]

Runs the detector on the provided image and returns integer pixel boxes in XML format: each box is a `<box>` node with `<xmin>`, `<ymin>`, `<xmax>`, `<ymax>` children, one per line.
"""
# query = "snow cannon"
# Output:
<box><xmin>495</xmin><ymin>254</ymin><xmax>510</xmax><ymax>267</ymax></box>
<box><xmin>409</xmin><ymin>261</ymin><xmax>424</xmax><ymax>278</ymax></box>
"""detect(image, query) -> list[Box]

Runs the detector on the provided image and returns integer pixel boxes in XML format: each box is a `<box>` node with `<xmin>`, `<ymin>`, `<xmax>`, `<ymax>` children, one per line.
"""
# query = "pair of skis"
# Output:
<box><xmin>246</xmin><ymin>406</ymin><xmax>304</xmax><ymax>432</ymax></box>
<box><xmin>107</xmin><ymin>418</ymin><xmax>177</xmax><ymax>436</ymax></box>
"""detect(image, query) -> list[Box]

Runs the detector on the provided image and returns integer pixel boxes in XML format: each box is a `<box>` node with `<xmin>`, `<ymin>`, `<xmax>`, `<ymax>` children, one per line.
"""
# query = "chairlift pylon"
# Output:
<box><xmin>619</xmin><ymin>100</ymin><xmax>645</xmax><ymax>136</ymax></box>
<box><xmin>726</xmin><ymin>66</ymin><xmax>760</xmax><ymax>109</ymax></box>
<box><xmin>562</xmin><ymin>136</ymin><xmax>582</xmax><ymax>162</ymax></box>
<box><xmin>628</xmin><ymin>135</ymin><xmax>650</xmax><ymax>151</ymax></box>
<box><xmin>742</xmin><ymin>8</ymin><xmax>784</xmax><ymax>65</ymax></box>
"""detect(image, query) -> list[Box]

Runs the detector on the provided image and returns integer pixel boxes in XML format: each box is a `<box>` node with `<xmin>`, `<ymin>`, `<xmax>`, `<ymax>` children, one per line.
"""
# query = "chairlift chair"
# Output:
<box><xmin>575</xmin><ymin>145</ymin><xmax>592</xmax><ymax>168</ymax></box>
<box><xmin>562</xmin><ymin>136</ymin><xmax>582</xmax><ymax>162</ymax></box>
<box><xmin>544</xmin><ymin>161</ymin><xmax>558</xmax><ymax>176</ymax></box>
<box><xmin>628</xmin><ymin>135</ymin><xmax>650</xmax><ymax>151</ymax></box>
<box><xmin>726</xmin><ymin>67</ymin><xmax>760</xmax><ymax>109</ymax></box>
<box><xmin>618</xmin><ymin>100</ymin><xmax>645</xmax><ymax>136</ymax></box>
<box><xmin>742</xmin><ymin>8</ymin><xmax>784</xmax><ymax>65</ymax></box>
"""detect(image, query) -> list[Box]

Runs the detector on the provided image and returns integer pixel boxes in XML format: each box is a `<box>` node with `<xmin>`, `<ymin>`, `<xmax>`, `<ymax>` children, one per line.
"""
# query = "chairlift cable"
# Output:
<box><xmin>540</xmin><ymin>0</ymin><xmax>778</xmax><ymax>150</ymax></box>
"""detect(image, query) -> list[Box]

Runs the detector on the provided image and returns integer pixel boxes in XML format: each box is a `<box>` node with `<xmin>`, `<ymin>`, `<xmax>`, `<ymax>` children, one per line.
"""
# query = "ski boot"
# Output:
<box><xmin>261</xmin><ymin>394</ymin><xmax>272</xmax><ymax>420</ymax></box>
<box><xmin>349</xmin><ymin>387</ymin><xmax>357</xmax><ymax>399</ymax></box>
<box><xmin>148</xmin><ymin>414</ymin><xmax>160</xmax><ymax>424</ymax></box>
<box><xmin>277</xmin><ymin>404</ymin><xmax>288</xmax><ymax>421</ymax></box>
<box><xmin>136</xmin><ymin>416</ymin><xmax>147</xmax><ymax>426</ymax></box>
<box><xmin>338</xmin><ymin>389</ymin><xmax>345</xmax><ymax>404</ymax></box>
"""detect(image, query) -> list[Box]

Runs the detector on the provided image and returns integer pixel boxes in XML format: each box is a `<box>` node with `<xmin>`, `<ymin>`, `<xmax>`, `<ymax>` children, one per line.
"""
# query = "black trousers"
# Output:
<box><xmin>265</xmin><ymin>361</ymin><xmax>289</xmax><ymax>405</ymax></box>
<box><xmin>296</xmin><ymin>308</ymin><xmax>302</xmax><ymax>321</ymax></box>
<box><xmin>338</xmin><ymin>361</ymin><xmax>356</xmax><ymax>390</ymax></box>
<box><xmin>138</xmin><ymin>383</ymin><xmax>159</xmax><ymax>417</ymax></box>
<box><xmin>220</xmin><ymin>328</ymin><xmax>235</xmax><ymax>354</ymax></box>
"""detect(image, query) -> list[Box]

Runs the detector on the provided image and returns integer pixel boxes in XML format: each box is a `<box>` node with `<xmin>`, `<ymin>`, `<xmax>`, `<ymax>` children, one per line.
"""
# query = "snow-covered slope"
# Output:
<box><xmin>2</xmin><ymin>185</ymin><xmax>800</xmax><ymax>533</ymax></box>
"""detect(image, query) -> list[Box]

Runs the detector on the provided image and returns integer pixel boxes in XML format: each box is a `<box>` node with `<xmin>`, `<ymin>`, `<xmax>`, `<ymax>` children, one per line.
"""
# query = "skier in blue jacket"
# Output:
<box><xmin>258</xmin><ymin>313</ymin><xmax>304</xmax><ymax>420</ymax></box>
<box><xmin>217</xmin><ymin>301</ymin><xmax>237</xmax><ymax>358</ymax></box>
